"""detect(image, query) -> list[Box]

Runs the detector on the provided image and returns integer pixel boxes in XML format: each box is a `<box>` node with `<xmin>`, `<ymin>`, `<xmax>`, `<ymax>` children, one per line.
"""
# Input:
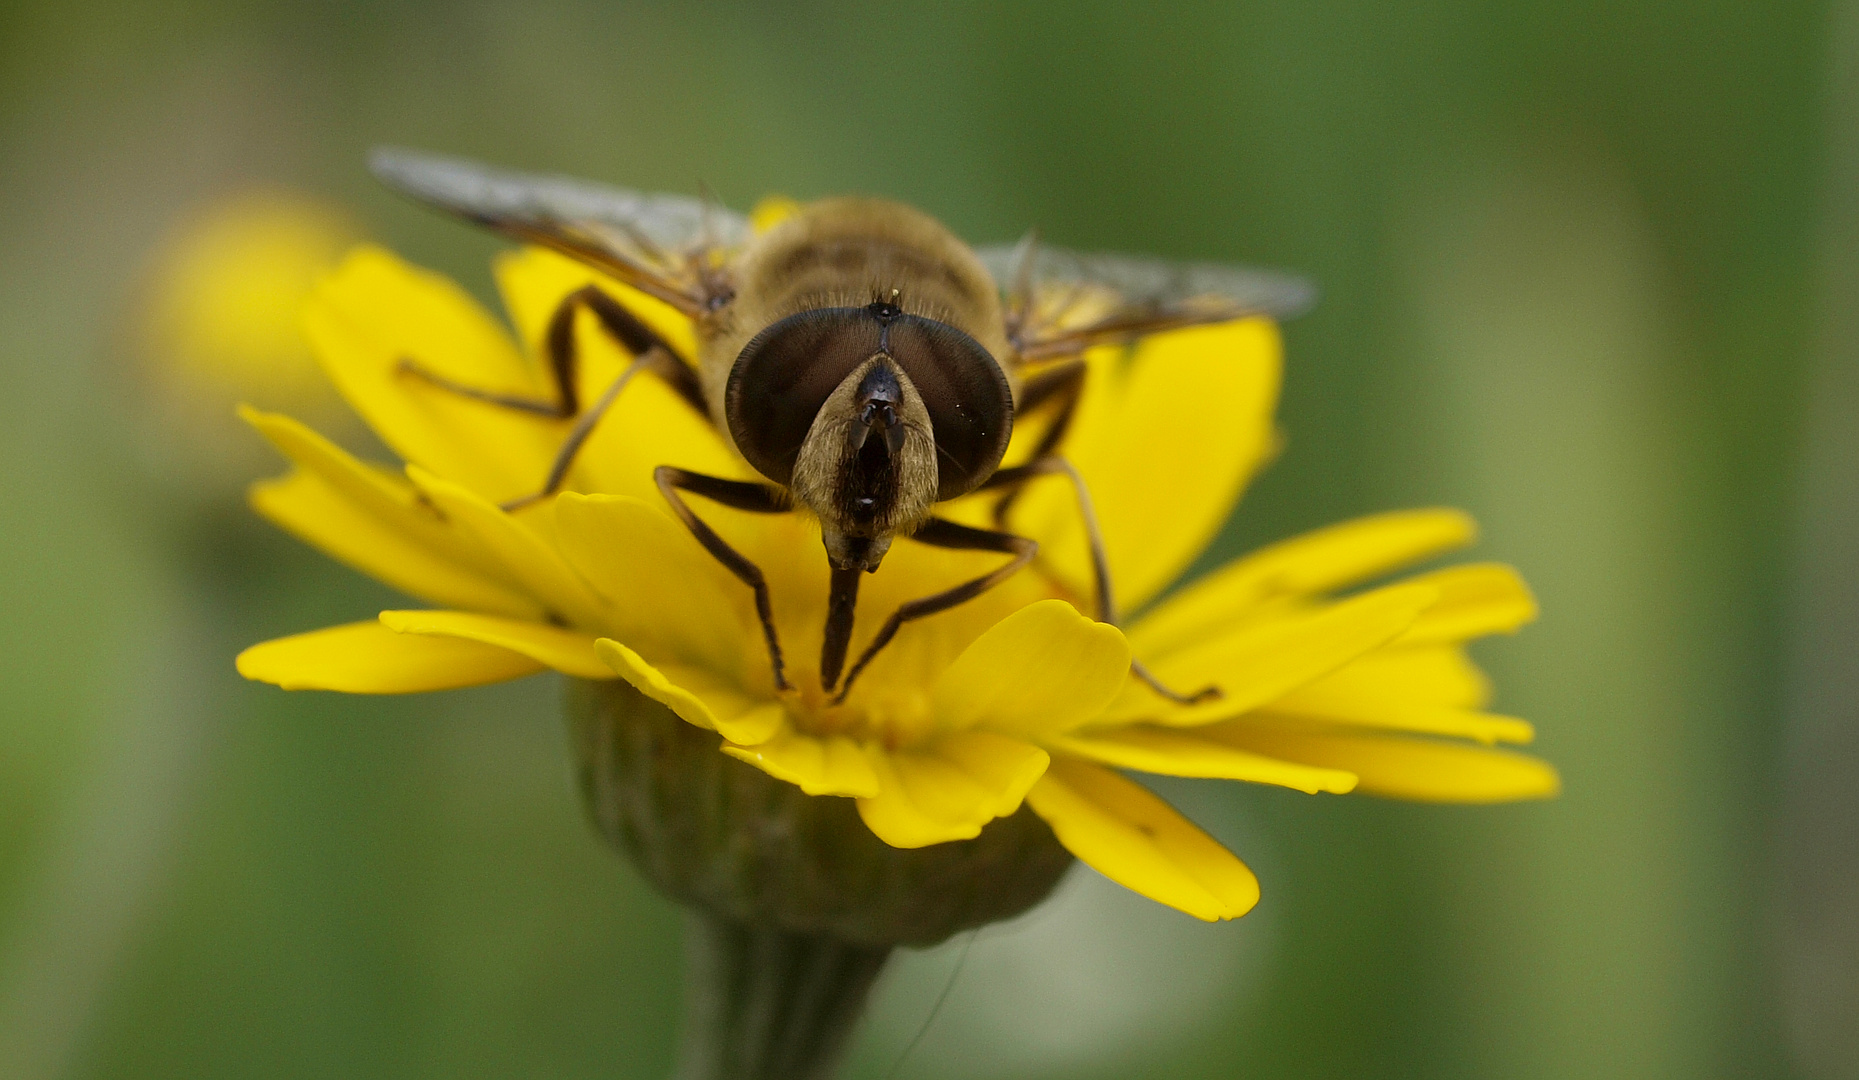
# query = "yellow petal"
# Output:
<box><xmin>553</xmin><ymin>493</ymin><xmax>753</xmax><ymax>676</ymax></box>
<box><xmin>1206</xmin><ymin>718</ymin><xmax>1561</xmax><ymax>802</ymax></box>
<box><xmin>855</xmin><ymin>734</ymin><xmax>1050</xmax><ymax>848</ymax></box>
<box><xmin>596</xmin><ymin>637</ymin><xmax>719</xmax><ymax>730</ymax></box>
<box><xmin>1297</xmin><ymin>646</ymin><xmax>1492</xmax><ymax>709</ymax></box>
<box><xmin>251</xmin><ymin>470</ymin><xmax>539</xmax><ymax>620</ymax></box>
<box><xmin>378</xmin><ymin>609</ymin><xmax>609</xmax><ymax>679</ymax></box>
<box><xmin>593</xmin><ymin>638</ymin><xmax>784</xmax><ymax>746</ymax></box>
<box><xmin>242</xmin><ymin>406</ymin><xmax>540</xmax><ymax>618</ymax></box>
<box><xmin>1256</xmin><ymin>638</ymin><xmax>1528</xmax><ymax>745</ymax></box>
<box><xmin>1132</xmin><ymin>508</ymin><xmax>1477</xmax><ymax>658</ymax></box>
<box><xmin>1025</xmin><ymin>758</ymin><xmax>1259</xmax><ymax>921</ymax></box>
<box><xmin>408</xmin><ymin>467</ymin><xmax>608</xmax><ymax>632</ymax></box>
<box><xmin>721</xmin><ymin>730</ymin><xmax>880</xmax><ymax>798</ymax></box>
<box><xmin>303</xmin><ymin>245</ymin><xmax>563</xmax><ymax>503</ymax></box>
<box><xmin>237</xmin><ymin>620</ymin><xmax>542</xmax><ymax>692</ymax></box>
<box><xmin>1394</xmin><ymin>563</ymin><xmax>1538</xmax><ymax>645</ymax></box>
<box><xmin>1265</xmin><ymin>684</ymin><xmax>1533</xmax><ymax>744</ymax></box>
<box><xmin>1006</xmin><ymin>320</ymin><xmax>1282</xmax><ymax>609</ymax></box>
<box><xmin>1105</xmin><ymin>582</ymin><xmax>1439</xmax><ymax>727</ymax></box>
<box><xmin>929</xmin><ymin>731</ymin><xmax>1051</xmax><ymax>817</ymax></box>
<box><xmin>857</xmin><ymin>747</ymin><xmax>991</xmax><ymax>847</ymax></box>
<box><xmin>716</xmin><ymin>702</ymin><xmax>788</xmax><ymax>747</ymax></box>
<box><xmin>931</xmin><ymin>599</ymin><xmax>1131</xmax><ymax>738</ymax></box>
<box><xmin>1051</xmin><ymin>726</ymin><xmax>1357</xmax><ymax>794</ymax></box>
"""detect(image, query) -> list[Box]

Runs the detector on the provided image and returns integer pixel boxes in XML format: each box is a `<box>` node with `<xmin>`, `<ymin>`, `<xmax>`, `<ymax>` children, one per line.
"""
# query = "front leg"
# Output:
<box><xmin>655</xmin><ymin>466</ymin><xmax>793</xmax><ymax>691</ymax></box>
<box><xmin>832</xmin><ymin>519</ymin><xmax>1037</xmax><ymax>704</ymax></box>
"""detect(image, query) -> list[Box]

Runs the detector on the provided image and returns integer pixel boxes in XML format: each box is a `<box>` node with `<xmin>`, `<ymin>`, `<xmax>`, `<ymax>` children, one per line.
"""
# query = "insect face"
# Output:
<box><xmin>725</xmin><ymin>300</ymin><xmax>1013</xmax><ymax>571</ymax></box>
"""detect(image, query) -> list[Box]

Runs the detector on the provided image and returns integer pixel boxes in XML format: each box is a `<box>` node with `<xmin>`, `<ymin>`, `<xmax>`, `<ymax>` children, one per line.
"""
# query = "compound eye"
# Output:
<box><xmin>725</xmin><ymin>308</ymin><xmax>882</xmax><ymax>486</ymax></box>
<box><xmin>882</xmin><ymin>317</ymin><xmax>1013</xmax><ymax>500</ymax></box>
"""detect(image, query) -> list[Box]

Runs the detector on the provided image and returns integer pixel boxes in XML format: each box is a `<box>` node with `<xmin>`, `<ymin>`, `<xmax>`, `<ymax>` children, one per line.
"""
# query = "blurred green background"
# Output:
<box><xmin>3</xmin><ymin>1</ymin><xmax>1855</xmax><ymax>1077</ymax></box>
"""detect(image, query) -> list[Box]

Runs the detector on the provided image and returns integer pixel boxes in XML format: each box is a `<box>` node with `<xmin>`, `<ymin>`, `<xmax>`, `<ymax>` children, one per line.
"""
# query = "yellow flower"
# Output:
<box><xmin>143</xmin><ymin>190</ymin><xmax>361</xmax><ymax>409</ymax></box>
<box><xmin>132</xmin><ymin>190</ymin><xmax>364</xmax><ymax>495</ymax></box>
<box><xmin>237</xmin><ymin>242</ymin><xmax>1557</xmax><ymax>923</ymax></box>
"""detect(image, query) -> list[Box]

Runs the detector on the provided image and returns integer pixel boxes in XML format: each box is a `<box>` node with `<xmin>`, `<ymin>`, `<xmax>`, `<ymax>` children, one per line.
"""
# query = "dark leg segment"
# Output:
<box><xmin>820</xmin><ymin>566</ymin><xmax>862</xmax><ymax>692</ymax></box>
<box><xmin>501</xmin><ymin>362</ymin><xmax>646</xmax><ymax>511</ymax></box>
<box><xmin>993</xmin><ymin>360</ymin><xmax>1085</xmax><ymax>527</ymax></box>
<box><xmin>398</xmin><ymin>285</ymin><xmax>708</xmax><ymax>508</ymax></box>
<box><xmin>833</xmin><ymin>519</ymin><xmax>1037</xmax><ymax>704</ymax></box>
<box><xmin>981</xmin><ymin>455</ymin><xmax>1220</xmax><ymax>706</ymax></box>
<box><xmin>394</xmin><ymin>360</ymin><xmax>572</xmax><ymax>416</ymax></box>
<box><xmin>655</xmin><ymin>467</ymin><xmax>792</xmax><ymax>692</ymax></box>
<box><xmin>984</xmin><ymin>456</ymin><xmax>1114</xmax><ymax>621</ymax></box>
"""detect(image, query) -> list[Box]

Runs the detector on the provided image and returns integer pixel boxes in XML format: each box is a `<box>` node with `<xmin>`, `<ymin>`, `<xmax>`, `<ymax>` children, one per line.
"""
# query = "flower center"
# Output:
<box><xmin>781</xmin><ymin>677</ymin><xmax>937</xmax><ymax>749</ymax></box>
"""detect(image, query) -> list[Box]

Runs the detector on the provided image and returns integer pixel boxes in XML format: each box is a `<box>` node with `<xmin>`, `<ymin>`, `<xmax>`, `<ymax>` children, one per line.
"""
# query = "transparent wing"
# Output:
<box><xmin>975</xmin><ymin>237</ymin><xmax>1316</xmax><ymax>360</ymax></box>
<box><xmin>371</xmin><ymin>147</ymin><xmax>750</xmax><ymax>315</ymax></box>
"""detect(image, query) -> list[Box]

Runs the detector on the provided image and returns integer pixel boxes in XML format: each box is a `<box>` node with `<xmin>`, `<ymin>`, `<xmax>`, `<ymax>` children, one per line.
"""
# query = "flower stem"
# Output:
<box><xmin>675</xmin><ymin>913</ymin><xmax>890</xmax><ymax>1080</ymax></box>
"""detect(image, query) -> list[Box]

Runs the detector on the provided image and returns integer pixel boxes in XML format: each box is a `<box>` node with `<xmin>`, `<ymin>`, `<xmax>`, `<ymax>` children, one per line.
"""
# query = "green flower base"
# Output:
<box><xmin>566</xmin><ymin>677</ymin><xmax>1075</xmax><ymax>1079</ymax></box>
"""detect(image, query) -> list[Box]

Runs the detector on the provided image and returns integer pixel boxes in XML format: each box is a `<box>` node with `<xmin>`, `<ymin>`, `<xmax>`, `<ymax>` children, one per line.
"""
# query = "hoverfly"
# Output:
<box><xmin>370</xmin><ymin>149</ymin><xmax>1313</xmax><ymax>703</ymax></box>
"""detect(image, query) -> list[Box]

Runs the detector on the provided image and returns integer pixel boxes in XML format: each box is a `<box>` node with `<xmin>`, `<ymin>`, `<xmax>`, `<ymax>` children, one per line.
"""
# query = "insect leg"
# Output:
<box><xmin>981</xmin><ymin>455</ymin><xmax>1220</xmax><ymax>706</ymax></box>
<box><xmin>982</xmin><ymin>456</ymin><xmax>1114</xmax><ymax>619</ymax></box>
<box><xmin>501</xmin><ymin>355</ymin><xmax>649</xmax><ymax>511</ymax></box>
<box><xmin>831</xmin><ymin>519</ymin><xmax>1037</xmax><ymax>704</ymax></box>
<box><xmin>573</xmin><ymin>286</ymin><xmax>706</xmax><ymax>414</ymax></box>
<box><xmin>399</xmin><ymin>284</ymin><xmax>708</xmax><ymax>508</ymax></box>
<box><xmin>510</xmin><ymin>288</ymin><xmax>710</xmax><ymax>508</ymax></box>
<box><xmin>654</xmin><ymin>466</ymin><xmax>792</xmax><ymax>691</ymax></box>
<box><xmin>399</xmin><ymin>285</ymin><xmax>590</xmax><ymax>417</ymax></box>
<box><xmin>820</xmin><ymin>565</ymin><xmax>862</xmax><ymax>692</ymax></box>
<box><xmin>993</xmin><ymin>359</ymin><xmax>1085</xmax><ymax>528</ymax></box>
<box><xmin>400</xmin><ymin>284</ymin><xmax>705</xmax><ymax>412</ymax></box>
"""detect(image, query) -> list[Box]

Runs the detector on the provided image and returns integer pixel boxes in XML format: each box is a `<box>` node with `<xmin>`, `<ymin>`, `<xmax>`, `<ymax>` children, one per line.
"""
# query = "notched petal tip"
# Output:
<box><xmin>933</xmin><ymin>731</ymin><xmax>1051</xmax><ymax>817</ymax></box>
<box><xmin>1398</xmin><ymin>562</ymin><xmax>1540</xmax><ymax>645</ymax></box>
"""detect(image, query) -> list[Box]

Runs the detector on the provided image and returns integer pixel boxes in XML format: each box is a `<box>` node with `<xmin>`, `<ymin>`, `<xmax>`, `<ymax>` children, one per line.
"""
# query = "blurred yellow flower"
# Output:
<box><xmin>144</xmin><ymin>190</ymin><xmax>360</xmax><ymax>407</ymax></box>
<box><xmin>131</xmin><ymin>190</ymin><xmax>363</xmax><ymax>497</ymax></box>
<box><xmin>237</xmin><ymin>242</ymin><xmax>1557</xmax><ymax>922</ymax></box>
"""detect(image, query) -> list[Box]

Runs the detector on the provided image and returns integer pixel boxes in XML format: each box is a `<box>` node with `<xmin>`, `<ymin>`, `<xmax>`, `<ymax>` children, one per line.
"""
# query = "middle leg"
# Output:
<box><xmin>831</xmin><ymin>519</ymin><xmax>1037</xmax><ymax>704</ymax></box>
<box><xmin>992</xmin><ymin>358</ymin><xmax>1085</xmax><ymax>528</ymax></box>
<box><xmin>981</xmin><ymin>457</ymin><xmax>1220</xmax><ymax>706</ymax></box>
<box><xmin>655</xmin><ymin>466</ymin><xmax>793</xmax><ymax>691</ymax></box>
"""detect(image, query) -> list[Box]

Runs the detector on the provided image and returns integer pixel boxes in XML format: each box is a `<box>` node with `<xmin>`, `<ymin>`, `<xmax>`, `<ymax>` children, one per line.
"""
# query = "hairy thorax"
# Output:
<box><xmin>698</xmin><ymin>197</ymin><xmax>1013</xmax><ymax>443</ymax></box>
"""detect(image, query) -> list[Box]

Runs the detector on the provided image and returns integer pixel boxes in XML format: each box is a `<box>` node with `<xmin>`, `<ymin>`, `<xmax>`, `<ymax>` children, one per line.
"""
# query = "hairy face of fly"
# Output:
<box><xmin>791</xmin><ymin>354</ymin><xmax>939</xmax><ymax>570</ymax></box>
<box><xmin>724</xmin><ymin>302</ymin><xmax>1014</xmax><ymax>574</ymax></box>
